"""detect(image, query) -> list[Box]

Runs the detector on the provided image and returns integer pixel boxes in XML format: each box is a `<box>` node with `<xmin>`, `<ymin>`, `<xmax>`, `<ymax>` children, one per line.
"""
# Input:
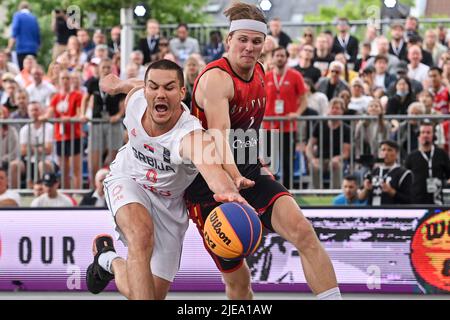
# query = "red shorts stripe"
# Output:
<box><xmin>256</xmin><ymin>191</ymin><xmax>292</xmax><ymax>215</ymax></box>
<box><xmin>187</xmin><ymin>202</ymin><xmax>244</xmax><ymax>273</ymax></box>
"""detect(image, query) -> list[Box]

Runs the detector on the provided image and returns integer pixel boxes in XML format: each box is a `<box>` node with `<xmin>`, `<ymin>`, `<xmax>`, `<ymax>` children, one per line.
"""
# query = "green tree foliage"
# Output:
<box><xmin>3</xmin><ymin>0</ymin><xmax>208</xmax><ymax>27</ymax></box>
<box><xmin>305</xmin><ymin>0</ymin><xmax>415</xmax><ymax>23</ymax></box>
<box><xmin>1</xmin><ymin>0</ymin><xmax>208</xmax><ymax>67</ymax></box>
<box><xmin>303</xmin><ymin>0</ymin><xmax>416</xmax><ymax>41</ymax></box>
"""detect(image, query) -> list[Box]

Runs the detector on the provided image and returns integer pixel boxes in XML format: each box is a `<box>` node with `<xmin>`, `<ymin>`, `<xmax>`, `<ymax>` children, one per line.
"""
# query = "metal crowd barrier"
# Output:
<box><xmin>0</xmin><ymin>118</ymin><xmax>122</xmax><ymax>194</ymax></box>
<box><xmin>262</xmin><ymin>114</ymin><xmax>450</xmax><ymax>195</ymax></box>
<box><xmin>1</xmin><ymin>115</ymin><xmax>450</xmax><ymax>196</ymax></box>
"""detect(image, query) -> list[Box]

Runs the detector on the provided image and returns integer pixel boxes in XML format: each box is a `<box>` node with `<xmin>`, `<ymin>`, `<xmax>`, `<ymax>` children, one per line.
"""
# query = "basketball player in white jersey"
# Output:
<box><xmin>86</xmin><ymin>60</ymin><xmax>248</xmax><ymax>300</ymax></box>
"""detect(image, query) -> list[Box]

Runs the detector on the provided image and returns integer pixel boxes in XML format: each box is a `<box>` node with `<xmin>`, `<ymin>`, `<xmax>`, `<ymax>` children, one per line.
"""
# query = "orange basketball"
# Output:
<box><xmin>203</xmin><ymin>202</ymin><xmax>262</xmax><ymax>260</ymax></box>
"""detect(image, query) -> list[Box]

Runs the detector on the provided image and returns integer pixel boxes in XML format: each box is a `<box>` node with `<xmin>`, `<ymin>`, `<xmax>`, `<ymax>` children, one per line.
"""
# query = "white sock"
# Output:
<box><xmin>317</xmin><ymin>287</ymin><xmax>342</xmax><ymax>300</ymax></box>
<box><xmin>98</xmin><ymin>251</ymin><xmax>120</xmax><ymax>274</ymax></box>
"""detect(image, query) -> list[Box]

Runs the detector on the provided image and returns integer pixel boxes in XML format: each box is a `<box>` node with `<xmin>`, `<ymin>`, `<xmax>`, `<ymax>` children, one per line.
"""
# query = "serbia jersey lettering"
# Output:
<box><xmin>109</xmin><ymin>88</ymin><xmax>203</xmax><ymax>199</ymax></box>
<box><xmin>187</xmin><ymin>57</ymin><xmax>267</xmax><ymax>202</ymax></box>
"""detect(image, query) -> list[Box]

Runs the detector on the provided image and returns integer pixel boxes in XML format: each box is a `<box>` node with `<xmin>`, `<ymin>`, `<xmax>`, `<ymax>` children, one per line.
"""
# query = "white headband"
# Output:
<box><xmin>229</xmin><ymin>19</ymin><xmax>267</xmax><ymax>35</ymax></box>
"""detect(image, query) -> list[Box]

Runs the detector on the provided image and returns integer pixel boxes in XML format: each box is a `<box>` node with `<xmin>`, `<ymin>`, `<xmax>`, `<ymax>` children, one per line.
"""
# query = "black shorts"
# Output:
<box><xmin>186</xmin><ymin>171</ymin><xmax>291</xmax><ymax>273</ymax></box>
<box><xmin>56</xmin><ymin>139</ymin><xmax>82</xmax><ymax>157</ymax></box>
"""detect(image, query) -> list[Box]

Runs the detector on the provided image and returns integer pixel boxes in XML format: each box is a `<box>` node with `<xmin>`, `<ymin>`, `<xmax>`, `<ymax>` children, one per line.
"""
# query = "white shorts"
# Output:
<box><xmin>103</xmin><ymin>174</ymin><xmax>189</xmax><ymax>282</ymax></box>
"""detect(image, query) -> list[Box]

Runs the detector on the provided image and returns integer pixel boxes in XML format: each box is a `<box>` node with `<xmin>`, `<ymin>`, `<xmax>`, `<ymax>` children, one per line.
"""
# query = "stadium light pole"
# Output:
<box><xmin>259</xmin><ymin>0</ymin><xmax>272</xmax><ymax>11</ymax></box>
<box><xmin>120</xmin><ymin>7</ymin><xmax>134</xmax><ymax>79</ymax></box>
<box><xmin>384</xmin><ymin>0</ymin><xmax>397</xmax><ymax>8</ymax></box>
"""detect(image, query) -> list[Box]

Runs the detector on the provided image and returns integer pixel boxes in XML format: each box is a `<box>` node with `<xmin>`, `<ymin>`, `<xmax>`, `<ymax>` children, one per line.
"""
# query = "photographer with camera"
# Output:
<box><xmin>405</xmin><ymin>121</ymin><xmax>450</xmax><ymax>205</ymax></box>
<box><xmin>52</xmin><ymin>8</ymin><xmax>78</xmax><ymax>60</ymax></box>
<box><xmin>359</xmin><ymin>140</ymin><xmax>413</xmax><ymax>205</ymax></box>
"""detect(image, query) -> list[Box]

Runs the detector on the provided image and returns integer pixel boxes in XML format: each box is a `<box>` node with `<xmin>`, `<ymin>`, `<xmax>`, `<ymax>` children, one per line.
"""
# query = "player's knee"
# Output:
<box><xmin>225</xmin><ymin>276</ymin><xmax>251</xmax><ymax>295</ymax></box>
<box><xmin>223</xmin><ymin>266</ymin><xmax>252</xmax><ymax>296</ymax></box>
<box><xmin>126</xmin><ymin>224</ymin><xmax>154</xmax><ymax>254</ymax></box>
<box><xmin>130</xmin><ymin>231</ymin><xmax>154</xmax><ymax>254</ymax></box>
<box><xmin>118</xmin><ymin>204</ymin><xmax>155</xmax><ymax>253</ymax></box>
<box><xmin>291</xmin><ymin>218</ymin><xmax>319</xmax><ymax>251</ymax></box>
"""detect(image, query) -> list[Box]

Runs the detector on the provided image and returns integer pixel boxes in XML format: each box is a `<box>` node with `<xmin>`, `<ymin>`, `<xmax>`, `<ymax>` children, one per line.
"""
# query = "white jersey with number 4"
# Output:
<box><xmin>103</xmin><ymin>88</ymin><xmax>203</xmax><ymax>282</ymax></box>
<box><xmin>109</xmin><ymin>88</ymin><xmax>202</xmax><ymax>199</ymax></box>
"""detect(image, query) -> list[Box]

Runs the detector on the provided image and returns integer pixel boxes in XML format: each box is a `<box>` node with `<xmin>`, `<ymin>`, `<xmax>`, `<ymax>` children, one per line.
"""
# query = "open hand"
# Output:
<box><xmin>213</xmin><ymin>192</ymin><xmax>250</xmax><ymax>207</ymax></box>
<box><xmin>100</xmin><ymin>74</ymin><xmax>122</xmax><ymax>95</ymax></box>
<box><xmin>233</xmin><ymin>176</ymin><xmax>255</xmax><ymax>190</ymax></box>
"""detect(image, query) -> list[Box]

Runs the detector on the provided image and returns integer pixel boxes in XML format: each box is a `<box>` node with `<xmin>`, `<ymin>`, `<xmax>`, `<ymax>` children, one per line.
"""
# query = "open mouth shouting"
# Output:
<box><xmin>154</xmin><ymin>102</ymin><xmax>169</xmax><ymax>115</ymax></box>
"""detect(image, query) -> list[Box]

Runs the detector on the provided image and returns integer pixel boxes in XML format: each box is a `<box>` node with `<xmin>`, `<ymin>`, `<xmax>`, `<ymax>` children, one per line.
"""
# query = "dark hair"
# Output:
<box><xmin>271</xmin><ymin>46</ymin><xmax>289</xmax><ymax>58</ymax></box>
<box><xmin>209</xmin><ymin>30</ymin><xmax>222</xmax><ymax>40</ymax></box>
<box><xmin>144</xmin><ymin>59</ymin><xmax>184</xmax><ymax>87</ymax></box>
<box><xmin>337</xmin><ymin>17</ymin><xmax>349</xmax><ymax>23</ymax></box>
<box><xmin>362</xmin><ymin>66</ymin><xmax>375</xmax><ymax>74</ymax></box>
<box><xmin>343</xmin><ymin>175</ymin><xmax>358</xmax><ymax>183</ymax></box>
<box><xmin>177</xmin><ymin>23</ymin><xmax>189</xmax><ymax>31</ymax></box>
<box><xmin>374</xmin><ymin>54</ymin><xmax>388</xmax><ymax>63</ymax></box>
<box><xmin>0</xmin><ymin>164</ymin><xmax>8</xmax><ymax>174</ymax></box>
<box><xmin>408</xmin><ymin>34</ymin><xmax>423</xmax><ymax>44</ymax></box>
<box><xmin>304</xmin><ymin>78</ymin><xmax>316</xmax><ymax>93</ymax></box>
<box><xmin>394</xmin><ymin>76</ymin><xmax>413</xmax><ymax>96</ymax></box>
<box><xmin>379</xmin><ymin>140</ymin><xmax>399</xmax><ymax>151</ymax></box>
<box><xmin>420</xmin><ymin>119</ymin><xmax>435</xmax><ymax>132</ymax></box>
<box><xmin>429</xmin><ymin>66</ymin><xmax>443</xmax><ymax>75</ymax></box>
<box><xmin>407</xmin><ymin>16</ymin><xmax>419</xmax><ymax>26</ymax></box>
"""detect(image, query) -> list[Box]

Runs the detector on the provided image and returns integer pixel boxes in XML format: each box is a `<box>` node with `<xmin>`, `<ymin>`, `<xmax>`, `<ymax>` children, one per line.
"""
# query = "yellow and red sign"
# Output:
<box><xmin>411</xmin><ymin>210</ymin><xmax>450</xmax><ymax>293</ymax></box>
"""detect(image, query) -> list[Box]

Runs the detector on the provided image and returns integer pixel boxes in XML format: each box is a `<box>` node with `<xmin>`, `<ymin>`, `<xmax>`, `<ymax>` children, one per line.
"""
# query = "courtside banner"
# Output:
<box><xmin>0</xmin><ymin>208</ymin><xmax>448</xmax><ymax>293</ymax></box>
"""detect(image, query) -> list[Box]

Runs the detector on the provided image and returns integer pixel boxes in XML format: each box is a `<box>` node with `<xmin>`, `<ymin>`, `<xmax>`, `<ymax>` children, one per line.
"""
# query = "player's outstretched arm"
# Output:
<box><xmin>100</xmin><ymin>74</ymin><xmax>144</xmax><ymax>96</ymax></box>
<box><xmin>180</xmin><ymin>130</ymin><xmax>249</xmax><ymax>206</ymax></box>
<box><xmin>195</xmin><ymin>69</ymin><xmax>254</xmax><ymax>190</ymax></box>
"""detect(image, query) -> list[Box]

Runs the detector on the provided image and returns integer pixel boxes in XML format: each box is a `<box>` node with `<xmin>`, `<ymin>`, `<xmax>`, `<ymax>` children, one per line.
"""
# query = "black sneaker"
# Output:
<box><xmin>86</xmin><ymin>234</ymin><xmax>116</xmax><ymax>294</ymax></box>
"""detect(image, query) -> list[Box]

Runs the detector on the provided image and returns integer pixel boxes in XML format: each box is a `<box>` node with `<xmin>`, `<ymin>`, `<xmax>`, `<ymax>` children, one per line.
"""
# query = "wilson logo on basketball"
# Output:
<box><xmin>144</xmin><ymin>144</ymin><xmax>154</xmax><ymax>153</ymax></box>
<box><xmin>203</xmin><ymin>203</ymin><xmax>262</xmax><ymax>260</ymax></box>
<box><xmin>410</xmin><ymin>210</ymin><xmax>450</xmax><ymax>293</ymax></box>
<box><xmin>208</xmin><ymin>211</ymin><xmax>231</xmax><ymax>246</ymax></box>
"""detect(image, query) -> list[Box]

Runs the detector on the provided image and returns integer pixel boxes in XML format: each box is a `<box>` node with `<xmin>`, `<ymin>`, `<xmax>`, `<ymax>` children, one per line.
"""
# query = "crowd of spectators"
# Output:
<box><xmin>1</xmin><ymin>1</ymin><xmax>450</xmax><ymax>207</ymax></box>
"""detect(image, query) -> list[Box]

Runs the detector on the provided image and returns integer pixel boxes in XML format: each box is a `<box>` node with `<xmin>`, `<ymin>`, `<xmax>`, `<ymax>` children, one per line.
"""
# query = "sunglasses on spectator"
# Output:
<box><xmin>330</xmin><ymin>70</ymin><xmax>341</xmax><ymax>74</ymax></box>
<box><xmin>159</xmin><ymin>42</ymin><xmax>169</xmax><ymax>46</ymax></box>
<box><xmin>304</xmin><ymin>34</ymin><xmax>313</xmax><ymax>37</ymax></box>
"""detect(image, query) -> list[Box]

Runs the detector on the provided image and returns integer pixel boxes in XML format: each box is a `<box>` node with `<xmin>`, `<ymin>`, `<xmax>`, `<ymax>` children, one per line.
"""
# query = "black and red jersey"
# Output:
<box><xmin>191</xmin><ymin>57</ymin><xmax>266</xmax><ymax>131</ymax></box>
<box><xmin>186</xmin><ymin>57</ymin><xmax>267</xmax><ymax>203</ymax></box>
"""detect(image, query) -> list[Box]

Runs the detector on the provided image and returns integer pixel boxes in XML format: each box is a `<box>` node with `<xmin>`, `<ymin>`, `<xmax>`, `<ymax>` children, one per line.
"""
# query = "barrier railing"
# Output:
<box><xmin>262</xmin><ymin>114</ymin><xmax>450</xmax><ymax>195</ymax></box>
<box><xmin>0</xmin><ymin>118</ymin><xmax>120</xmax><ymax>194</ymax></box>
<box><xmin>1</xmin><ymin>114</ymin><xmax>450</xmax><ymax>197</ymax></box>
